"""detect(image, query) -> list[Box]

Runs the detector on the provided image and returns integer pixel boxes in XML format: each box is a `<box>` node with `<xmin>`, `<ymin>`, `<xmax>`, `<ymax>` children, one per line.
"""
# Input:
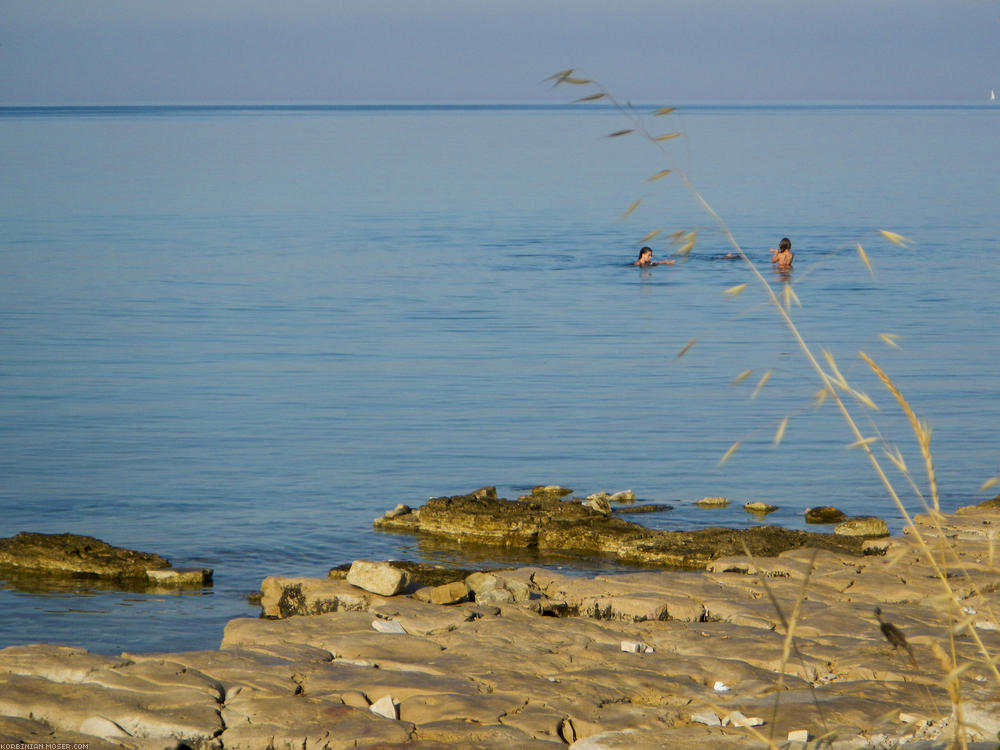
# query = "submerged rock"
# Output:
<box><xmin>0</xmin><ymin>532</ymin><xmax>211</xmax><ymax>586</ymax></box>
<box><xmin>374</xmin><ymin>490</ymin><xmax>863</xmax><ymax>568</ymax></box>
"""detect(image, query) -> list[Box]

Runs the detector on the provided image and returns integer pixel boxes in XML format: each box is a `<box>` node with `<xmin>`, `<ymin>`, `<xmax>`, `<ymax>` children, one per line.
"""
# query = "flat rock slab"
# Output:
<box><xmin>374</xmin><ymin>490</ymin><xmax>865</xmax><ymax>567</ymax></box>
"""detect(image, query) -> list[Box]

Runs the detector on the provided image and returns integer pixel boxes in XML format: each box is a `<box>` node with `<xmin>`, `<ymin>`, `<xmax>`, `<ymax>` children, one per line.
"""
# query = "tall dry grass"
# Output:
<box><xmin>549</xmin><ymin>70</ymin><xmax>999</xmax><ymax>748</ymax></box>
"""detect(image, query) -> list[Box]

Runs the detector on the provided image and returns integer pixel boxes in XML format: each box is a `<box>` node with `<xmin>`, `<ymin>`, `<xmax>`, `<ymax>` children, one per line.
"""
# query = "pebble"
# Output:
<box><xmin>712</xmin><ymin>680</ymin><xmax>730</xmax><ymax>693</ymax></box>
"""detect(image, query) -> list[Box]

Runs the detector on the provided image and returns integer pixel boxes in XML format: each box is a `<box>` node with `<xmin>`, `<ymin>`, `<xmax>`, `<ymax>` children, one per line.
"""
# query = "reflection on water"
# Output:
<box><xmin>0</xmin><ymin>567</ymin><xmax>213</xmax><ymax>597</ymax></box>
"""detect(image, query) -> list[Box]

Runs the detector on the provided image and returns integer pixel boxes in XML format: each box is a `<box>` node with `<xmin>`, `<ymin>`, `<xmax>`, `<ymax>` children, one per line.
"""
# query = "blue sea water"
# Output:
<box><xmin>1</xmin><ymin>103</ymin><xmax>998</xmax><ymax>655</ymax></box>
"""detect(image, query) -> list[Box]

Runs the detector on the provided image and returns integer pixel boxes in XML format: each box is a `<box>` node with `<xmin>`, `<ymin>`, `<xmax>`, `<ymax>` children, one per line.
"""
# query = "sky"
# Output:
<box><xmin>1</xmin><ymin>0</ymin><xmax>998</xmax><ymax>104</ymax></box>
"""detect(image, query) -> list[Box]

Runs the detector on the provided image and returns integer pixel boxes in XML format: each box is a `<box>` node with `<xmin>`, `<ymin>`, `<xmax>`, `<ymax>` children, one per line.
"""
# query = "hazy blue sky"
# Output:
<box><xmin>2</xmin><ymin>0</ymin><xmax>998</xmax><ymax>104</ymax></box>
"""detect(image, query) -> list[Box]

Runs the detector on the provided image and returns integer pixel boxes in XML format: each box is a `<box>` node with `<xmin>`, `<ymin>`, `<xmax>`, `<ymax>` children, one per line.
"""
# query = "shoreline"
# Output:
<box><xmin>2</xmin><ymin>502</ymin><xmax>999</xmax><ymax>748</ymax></box>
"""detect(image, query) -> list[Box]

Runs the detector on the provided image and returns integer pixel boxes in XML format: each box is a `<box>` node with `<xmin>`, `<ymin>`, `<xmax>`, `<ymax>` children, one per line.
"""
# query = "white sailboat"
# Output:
<box><xmin>991</xmin><ymin>89</ymin><xmax>997</xmax><ymax>102</ymax></box>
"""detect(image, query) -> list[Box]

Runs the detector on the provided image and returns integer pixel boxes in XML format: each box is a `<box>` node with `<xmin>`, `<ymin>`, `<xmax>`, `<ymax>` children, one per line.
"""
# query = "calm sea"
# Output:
<box><xmin>1</xmin><ymin>103</ymin><xmax>998</xmax><ymax>654</ymax></box>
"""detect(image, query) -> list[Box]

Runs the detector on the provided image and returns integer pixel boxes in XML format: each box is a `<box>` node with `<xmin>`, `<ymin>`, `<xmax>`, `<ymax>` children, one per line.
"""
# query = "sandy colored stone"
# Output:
<box><xmin>696</xmin><ymin>496</ymin><xmax>729</xmax><ymax>507</ymax></box>
<box><xmin>412</xmin><ymin>579</ymin><xmax>469</xmax><ymax>605</ymax></box>
<box><xmin>346</xmin><ymin>559</ymin><xmax>410</xmax><ymax>596</ymax></box>
<box><xmin>260</xmin><ymin>575</ymin><xmax>374</xmax><ymax>618</ymax></box>
<box><xmin>744</xmin><ymin>501</ymin><xmax>778</xmax><ymax>514</ymax></box>
<box><xmin>835</xmin><ymin>516</ymin><xmax>890</xmax><ymax>537</ymax></box>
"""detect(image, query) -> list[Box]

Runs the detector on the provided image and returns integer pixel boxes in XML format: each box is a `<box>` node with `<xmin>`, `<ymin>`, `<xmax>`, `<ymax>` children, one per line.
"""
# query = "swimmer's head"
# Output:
<box><xmin>638</xmin><ymin>246</ymin><xmax>653</xmax><ymax>260</ymax></box>
<box><xmin>779</xmin><ymin>238</ymin><xmax>791</xmax><ymax>252</ymax></box>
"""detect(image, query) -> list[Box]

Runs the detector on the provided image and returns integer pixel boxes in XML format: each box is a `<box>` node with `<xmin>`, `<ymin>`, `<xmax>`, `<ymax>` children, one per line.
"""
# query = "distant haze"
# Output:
<box><xmin>1</xmin><ymin>0</ymin><xmax>997</xmax><ymax>104</ymax></box>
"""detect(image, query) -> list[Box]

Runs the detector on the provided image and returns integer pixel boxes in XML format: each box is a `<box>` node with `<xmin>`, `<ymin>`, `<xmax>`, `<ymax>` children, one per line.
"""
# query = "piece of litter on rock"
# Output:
<box><xmin>372</xmin><ymin>618</ymin><xmax>407</xmax><ymax>634</ymax></box>
<box><xmin>787</xmin><ymin>729</ymin><xmax>810</xmax><ymax>743</ymax></box>
<box><xmin>724</xmin><ymin>710</ymin><xmax>764</xmax><ymax>728</ymax></box>
<box><xmin>974</xmin><ymin>619</ymin><xmax>998</xmax><ymax>631</ymax></box>
<box><xmin>690</xmin><ymin>710</ymin><xmax>721</xmax><ymax>727</ymax></box>
<box><xmin>713</xmin><ymin>680</ymin><xmax>730</xmax><ymax>693</ymax></box>
<box><xmin>369</xmin><ymin>694</ymin><xmax>398</xmax><ymax>720</ymax></box>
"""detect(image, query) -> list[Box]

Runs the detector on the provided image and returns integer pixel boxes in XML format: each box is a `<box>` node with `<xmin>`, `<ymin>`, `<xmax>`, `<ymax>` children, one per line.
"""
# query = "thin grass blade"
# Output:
<box><xmin>718</xmin><ymin>440</ymin><xmax>741</xmax><ymax>467</ymax></box>
<box><xmin>879</xmin><ymin>229</ymin><xmax>912</xmax><ymax>247</ymax></box>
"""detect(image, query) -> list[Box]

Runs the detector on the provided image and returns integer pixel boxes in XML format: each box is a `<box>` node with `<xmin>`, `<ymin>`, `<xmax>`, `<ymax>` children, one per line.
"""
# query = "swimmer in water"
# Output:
<box><xmin>633</xmin><ymin>246</ymin><xmax>675</xmax><ymax>267</ymax></box>
<box><xmin>770</xmin><ymin>237</ymin><xmax>794</xmax><ymax>272</ymax></box>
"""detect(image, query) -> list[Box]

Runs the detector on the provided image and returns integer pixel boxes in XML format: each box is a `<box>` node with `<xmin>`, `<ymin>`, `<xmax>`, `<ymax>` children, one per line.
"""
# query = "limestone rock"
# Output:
<box><xmin>412</xmin><ymin>579</ymin><xmax>469</xmax><ymax>605</ymax></box>
<box><xmin>804</xmin><ymin>506</ymin><xmax>847</xmax><ymax>524</ymax></box>
<box><xmin>381</xmin><ymin>503</ymin><xmax>412</xmax><ymax>520</ymax></box>
<box><xmin>835</xmin><ymin>516</ymin><xmax>890</xmax><ymax>537</ymax></box>
<box><xmin>145</xmin><ymin>568</ymin><xmax>212</xmax><ymax>586</ymax></box>
<box><xmin>260</xmin><ymin>576</ymin><xmax>372</xmax><ymax>618</ymax></box>
<box><xmin>583</xmin><ymin>495</ymin><xmax>612</xmax><ymax>514</ymax></box>
<box><xmin>744</xmin><ymin>501</ymin><xmax>778</xmax><ymax>515</ymax></box>
<box><xmin>476</xmin><ymin>587</ymin><xmax>515</xmax><ymax>605</ymax></box>
<box><xmin>346</xmin><ymin>560</ymin><xmax>410</xmax><ymax>596</ymax></box>
<box><xmin>374</xmin><ymin>490</ymin><xmax>863</xmax><ymax>567</ymax></box>
<box><xmin>369</xmin><ymin>694</ymin><xmax>399</xmax><ymax>720</ymax></box>
<box><xmin>531</xmin><ymin>484</ymin><xmax>573</xmax><ymax>499</ymax></box>
<box><xmin>696</xmin><ymin>496</ymin><xmax>729</xmax><ymax>507</ymax></box>
<box><xmin>0</xmin><ymin>532</ymin><xmax>171</xmax><ymax>578</ymax></box>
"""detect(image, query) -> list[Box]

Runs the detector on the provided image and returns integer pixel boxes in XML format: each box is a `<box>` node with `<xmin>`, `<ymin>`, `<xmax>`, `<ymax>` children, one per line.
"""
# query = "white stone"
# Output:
<box><xmin>690</xmin><ymin>710</ymin><xmax>721</xmax><ymax>726</ymax></box>
<box><xmin>371</xmin><ymin>618</ymin><xmax>407</xmax><ymax>634</ymax></box>
<box><xmin>713</xmin><ymin>680</ymin><xmax>730</xmax><ymax>693</ymax></box>
<box><xmin>787</xmin><ymin>729</ymin><xmax>810</xmax><ymax>743</ymax></box>
<box><xmin>369</xmin><ymin>694</ymin><xmax>398</xmax><ymax>720</ymax></box>
<box><xmin>974</xmin><ymin>619</ymin><xmax>998</xmax><ymax>631</ymax></box>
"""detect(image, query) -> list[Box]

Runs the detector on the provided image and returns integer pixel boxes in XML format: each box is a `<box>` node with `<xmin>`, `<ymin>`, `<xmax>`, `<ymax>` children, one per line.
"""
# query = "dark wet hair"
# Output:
<box><xmin>638</xmin><ymin>246</ymin><xmax>653</xmax><ymax>257</ymax></box>
<box><xmin>779</xmin><ymin>238</ymin><xmax>791</xmax><ymax>251</ymax></box>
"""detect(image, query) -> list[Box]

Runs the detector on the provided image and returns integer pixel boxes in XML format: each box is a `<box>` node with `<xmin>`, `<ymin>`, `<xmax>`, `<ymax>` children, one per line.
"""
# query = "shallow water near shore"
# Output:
<box><xmin>1</xmin><ymin>102</ymin><xmax>998</xmax><ymax>654</ymax></box>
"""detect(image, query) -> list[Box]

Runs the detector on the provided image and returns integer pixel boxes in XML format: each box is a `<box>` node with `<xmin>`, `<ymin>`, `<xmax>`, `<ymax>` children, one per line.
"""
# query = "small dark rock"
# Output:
<box><xmin>805</xmin><ymin>506</ymin><xmax>848</xmax><ymax>524</ymax></box>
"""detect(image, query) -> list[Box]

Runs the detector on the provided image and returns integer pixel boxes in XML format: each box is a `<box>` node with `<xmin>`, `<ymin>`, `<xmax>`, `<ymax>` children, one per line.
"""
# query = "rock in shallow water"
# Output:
<box><xmin>374</xmin><ymin>489</ymin><xmax>864</xmax><ymax>568</ymax></box>
<box><xmin>804</xmin><ymin>506</ymin><xmax>848</xmax><ymax>524</ymax></box>
<box><xmin>0</xmin><ymin>532</ymin><xmax>212</xmax><ymax>588</ymax></box>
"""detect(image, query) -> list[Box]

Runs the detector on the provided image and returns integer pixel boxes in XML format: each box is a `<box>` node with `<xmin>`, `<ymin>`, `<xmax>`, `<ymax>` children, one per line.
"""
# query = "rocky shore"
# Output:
<box><xmin>1</xmin><ymin>497</ymin><xmax>999</xmax><ymax>749</ymax></box>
